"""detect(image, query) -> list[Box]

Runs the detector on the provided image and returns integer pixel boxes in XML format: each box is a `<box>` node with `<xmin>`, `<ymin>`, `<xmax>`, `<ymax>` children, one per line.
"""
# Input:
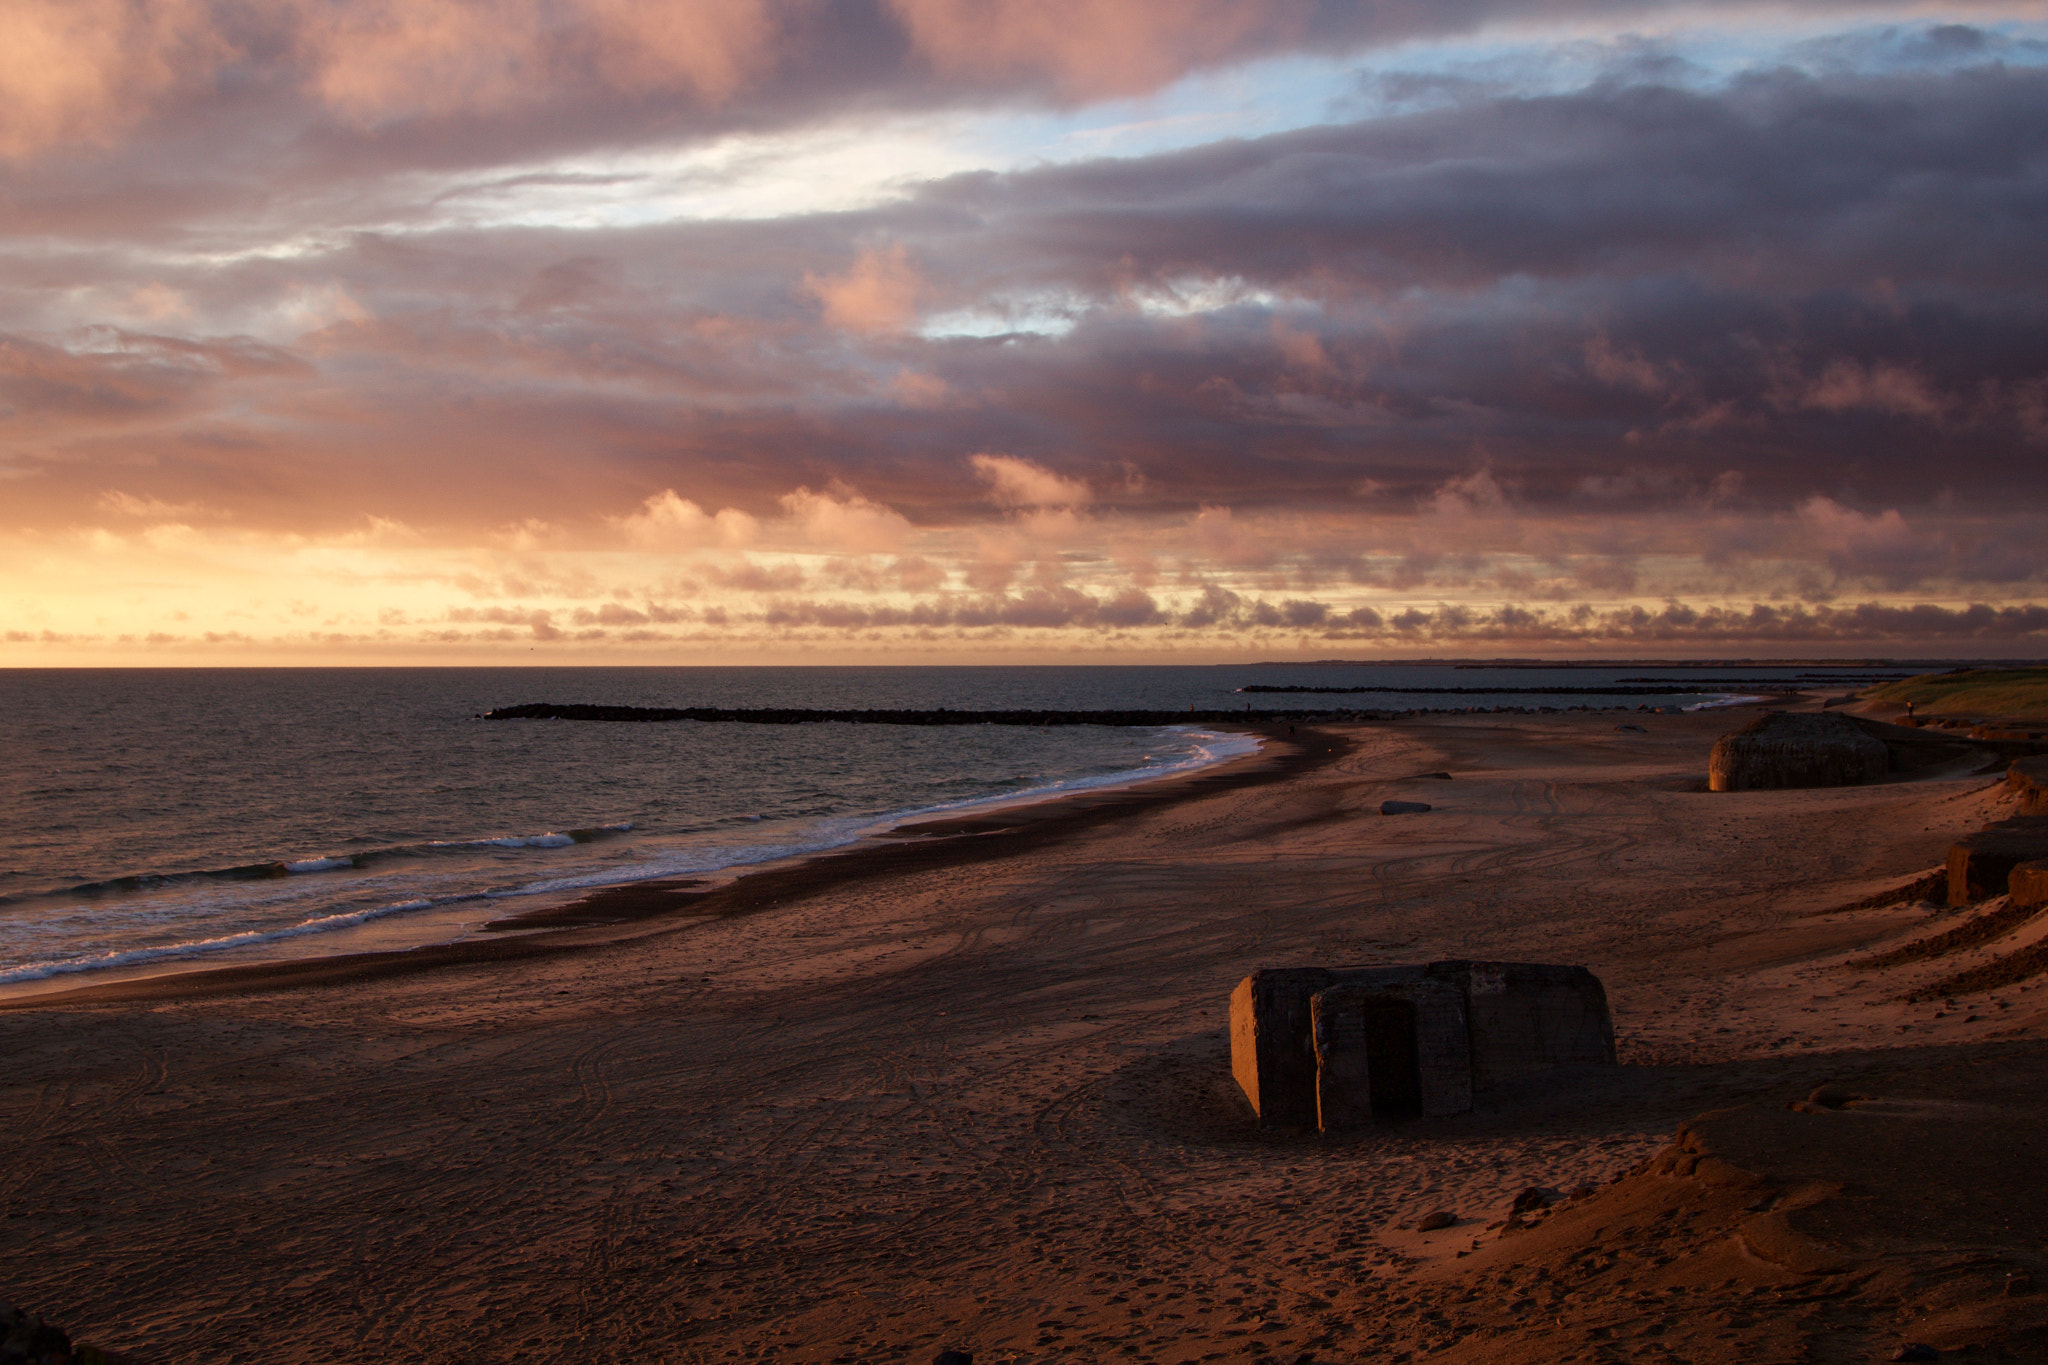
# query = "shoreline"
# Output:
<box><xmin>0</xmin><ymin>721</ymin><xmax>1264</xmax><ymax>1006</ymax></box>
<box><xmin>1</xmin><ymin>679</ymin><xmax>1830</xmax><ymax>1006</ymax></box>
<box><xmin>8</xmin><ymin>704</ymin><xmax>2047</xmax><ymax>1363</ymax></box>
<box><xmin>0</xmin><ymin>722</ymin><xmax>1338</xmax><ymax>1010</ymax></box>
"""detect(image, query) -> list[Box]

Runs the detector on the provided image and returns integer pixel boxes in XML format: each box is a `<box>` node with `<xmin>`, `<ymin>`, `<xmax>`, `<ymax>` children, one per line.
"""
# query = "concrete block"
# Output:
<box><xmin>1708</xmin><ymin>711</ymin><xmax>1888</xmax><ymax>792</ymax></box>
<box><xmin>2008</xmin><ymin>860</ymin><xmax>2048</xmax><ymax>911</ymax></box>
<box><xmin>1455</xmin><ymin>961</ymin><xmax>1617</xmax><ymax>1091</ymax></box>
<box><xmin>1230</xmin><ymin>959</ymin><xmax>1615</xmax><ymax>1133</ymax></box>
<box><xmin>1312</xmin><ymin>976</ymin><xmax>1470</xmax><ymax>1133</ymax></box>
<box><xmin>1231</xmin><ymin>967</ymin><xmax>1345</xmax><ymax>1129</ymax></box>
<box><xmin>1948</xmin><ymin>818</ymin><xmax>2048</xmax><ymax>904</ymax></box>
<box><xmin>2010</xmin><ymin>757</ymin><xmax>2048</xmax><ymax>816</ymax></box>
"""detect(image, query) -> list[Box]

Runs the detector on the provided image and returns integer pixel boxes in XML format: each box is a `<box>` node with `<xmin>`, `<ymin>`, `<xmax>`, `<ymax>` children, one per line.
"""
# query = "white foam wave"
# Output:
<box><xmin>1</xmin><ymin>737</ymin><xmax>1246</xmax><ymax>989</ymax></box>
<box><xmin>503</xmin><ymin>726</ymin><xmax>1263</xmax><ymax>899</ymax></box>
<box><xmin>1684</xmin><ymin>693</ymin><xmax>1770</xmax><ymax>710</ymax></box>
<box><xmin>0</xmin><ymin>893</ymin><xmax>471</xmax><ymax>987</ymax></box>
<box><xmin>284</xmin><ymin>856</ymin><xmax>357</xmax><ymax>873</ymax></box>
<box><xmin>424</xmin><ymin>821</ymin><xmax>633</xmax><ymax>852</ymax></box>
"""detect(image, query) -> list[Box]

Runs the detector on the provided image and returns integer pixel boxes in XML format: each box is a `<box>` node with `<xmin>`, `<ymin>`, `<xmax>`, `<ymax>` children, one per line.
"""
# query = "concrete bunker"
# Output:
<box><xmin>1230</xmin><ymin>961</ymin><xmax>1615</xmax><ymax>1133</ymax></box>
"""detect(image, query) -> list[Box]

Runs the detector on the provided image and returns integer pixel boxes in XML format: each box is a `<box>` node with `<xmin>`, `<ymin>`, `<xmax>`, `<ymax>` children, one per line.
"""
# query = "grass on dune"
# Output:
<box><xmin>1864</xmin><ymin>666</ymin><xmax>2048</xmax><ymax>719</ymax></box>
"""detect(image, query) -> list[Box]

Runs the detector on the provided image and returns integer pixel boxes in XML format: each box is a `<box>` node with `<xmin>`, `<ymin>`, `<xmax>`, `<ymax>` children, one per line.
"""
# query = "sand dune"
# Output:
<box><xmin>4</xmin><ymin>708</ymin><xmax>2044</xmax><ymax>1363</ymax></box>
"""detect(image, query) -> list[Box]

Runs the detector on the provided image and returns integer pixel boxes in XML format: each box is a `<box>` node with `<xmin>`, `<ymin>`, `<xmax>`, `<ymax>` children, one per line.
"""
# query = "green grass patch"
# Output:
<box><xmin>1864</xmin><ymin>667</ymin><xmax>2048</xmax><ymax>720</ymax></box>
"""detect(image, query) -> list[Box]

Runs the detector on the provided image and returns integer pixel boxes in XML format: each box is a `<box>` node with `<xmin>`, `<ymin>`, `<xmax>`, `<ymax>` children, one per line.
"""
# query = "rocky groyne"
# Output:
<box><xmin>480</xmin><ymin>700</ymin><xmax>1694</xmax><ymax>726</ymax></box>
<box><xmin>1239</xmin><ymin>682</ymin><xmax>1802</xmax><ymax>696</ymax></box>
<box><xmin>481</xmin><ymin>702</ymin><xmax>1372</xmax><ymax>725</ymax></box>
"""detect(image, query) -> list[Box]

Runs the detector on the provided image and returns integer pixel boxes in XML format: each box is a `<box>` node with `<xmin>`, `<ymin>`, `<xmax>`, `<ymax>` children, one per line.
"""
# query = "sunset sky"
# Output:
<box><xmin>3</xmin><ymin>0</ymin><xmax>2046</xmax><ymax>664</ymax></box>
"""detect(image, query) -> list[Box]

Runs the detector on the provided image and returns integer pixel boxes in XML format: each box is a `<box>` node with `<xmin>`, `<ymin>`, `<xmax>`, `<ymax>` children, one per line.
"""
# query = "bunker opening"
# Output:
<box><xmin>1359</xmin><ymin>996</ymin><xmax>1422</xmax><ymax>1121</ymax></box>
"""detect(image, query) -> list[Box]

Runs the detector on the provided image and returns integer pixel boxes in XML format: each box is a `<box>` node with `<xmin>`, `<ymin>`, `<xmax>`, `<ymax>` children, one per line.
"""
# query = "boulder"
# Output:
<box><xmin>2009</xmin><ymin>757</ymin><xmax>2048</xmax><ymax>816</ymax></box>
<box><xmin>1380</xmin><ymin>800</ymin><xmax>1433</xmax><ymax>815</ymax></box>
<box><xmin>2009</xmin><ymin>860</ymin><xmax>2048</xmax><ymax>912</ymax></box>
<box><xmin>1708</xmin><ymin>711</ymin><xmax>1889</xmax><ymax>792</ymax></box>
<box><xmin>1948</xmin><ymin>818</ymin><xmax>2048</xmax><ymax>904</ymax></box>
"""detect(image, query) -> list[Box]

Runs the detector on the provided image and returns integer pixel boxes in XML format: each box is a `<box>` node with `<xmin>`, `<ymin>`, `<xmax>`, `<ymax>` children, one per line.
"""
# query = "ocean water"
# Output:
<box><xmin>0</xmin><ymin>663</ymin><xmax>1902</xmax><ymax>993</ymax></box>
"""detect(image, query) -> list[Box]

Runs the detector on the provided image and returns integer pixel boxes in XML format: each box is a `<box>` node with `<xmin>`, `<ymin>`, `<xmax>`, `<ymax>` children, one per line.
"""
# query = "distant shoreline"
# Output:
<box><xmin>0</xmin><ymin>722</ymin><xmax>1341</xmax><ymax>1010</ymax></box>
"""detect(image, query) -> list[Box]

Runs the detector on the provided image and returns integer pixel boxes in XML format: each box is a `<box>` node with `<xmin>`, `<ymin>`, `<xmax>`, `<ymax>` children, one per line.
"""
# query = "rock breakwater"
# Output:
<box><xmin>480</xmin><ymin>700</ymin><xmax>1688</xmax><ymax>726</ymax></box>
<box><xmin>481</xmin><ymin>702</ymin><xmax>1370</xmax><ymax>725</ymax></box>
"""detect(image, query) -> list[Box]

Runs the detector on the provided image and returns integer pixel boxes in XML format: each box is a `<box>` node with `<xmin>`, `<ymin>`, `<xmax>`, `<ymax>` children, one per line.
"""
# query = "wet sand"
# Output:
<box><xmin>4</xmin><ymin>707</ymin><xmax>2046</xmax><ymax>1363</ymax></box>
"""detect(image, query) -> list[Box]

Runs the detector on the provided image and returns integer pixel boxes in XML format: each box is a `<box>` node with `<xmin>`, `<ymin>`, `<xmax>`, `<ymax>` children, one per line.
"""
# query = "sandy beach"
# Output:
<box><xmin>6</xmin><ymin>705</ymin><xmax>2047</xmax><ymax>1364</ymax></box>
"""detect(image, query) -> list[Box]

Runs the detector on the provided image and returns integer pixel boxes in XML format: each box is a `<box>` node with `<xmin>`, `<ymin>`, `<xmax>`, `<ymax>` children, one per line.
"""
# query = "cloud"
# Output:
<box><xmin>2</xmin><ymin>13</ymin><xmax>2046</xmax><ymax>663</ymax></box>
<box><xmin>704</xmin><ymin>557</ymin><xmax>806</xmax><ymax>592</ymax></box>
<box><xmin>970</xmin><ymin>453</ymin><xmax>1091</xmax><ymax>509</ymax></box>
<box><xmin>0</xmin><ymin>330</ymin><xmax>306</xmax><ymax>422</ymax></box>
<box><xmin>1795</xmin><ymin>359</ymin><xmax>1947</xmax><ymax>418</ymax></box>
<box><xmin>891</xmin><ymin>555</ymin><xmax>948</xmax><ymax>592</ymax></box>
<box><xmin>884</xmin><ymin>0</ymin><xmax>1313</xmax><ymax>99</ymax></box>
<box><xmin>298</xmin><ymin>0</ymin><xmax>782</xmax><ymax>124</ymax></box>
<box><xmin>1426</xmin><ymin>468</ymin><xmax>1513</xmax><ymax>519</ymax></box>
<box><xmin>1189</xmin><ymin>505</ymin><xmax>1273</xmax><ymax>568</ymax></box>
<box><xmin>1797</xmin><ymin>495</ymin><xmax>1950</xmax><ymax>587</ymax></box>
<box><xmin>804</xmin><ymin>245</ymin><xmax>924</xmax><ymax>335</ymax></box>
<box><xmin>778</xmin><ymin>483</ymin><xmax>915</xmax><ymax>553</ymax></box>
<box><xmin>0</xmin><ymin>0</ymin><xmax>1793</xmax><ymax>163</ymax></box>
<box><xmin>0</xmin><ymin>0</ymin><xmax>219</xmax><ymax>159</ymax></box>
<box><xmin>98</xmin><ymin>490</ymin><xmax>214</xmax><ymax>520</ymax></box>
<box><xmin>616</xmin><ymin>490</ymin><xmax>759</xmax><ymax>548</ymax></box>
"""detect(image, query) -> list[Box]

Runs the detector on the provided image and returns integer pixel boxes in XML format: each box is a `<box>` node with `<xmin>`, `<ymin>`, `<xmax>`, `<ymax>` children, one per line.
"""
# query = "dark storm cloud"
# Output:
<box><xmin>240</xmin><ymin>52</ymin><xmax>2041</xmax><ymax>526</ymax></box>
<box><xmin>836</xmin><ymin>58</ymin><xmax>2048</xmax><ymax>513</ymax></box>
<box><xmin>6</xmin><ymin>14</ymin><xmax>2046</xmax><ymax>610</ymax></box>
<box><xmin>0</xmin><ymin>329</ymin><xmax>307</xmax><ymax>420</ymax></box>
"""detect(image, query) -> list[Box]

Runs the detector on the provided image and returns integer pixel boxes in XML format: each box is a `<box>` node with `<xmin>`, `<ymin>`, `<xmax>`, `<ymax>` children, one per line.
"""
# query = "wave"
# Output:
<box><xmin>0</xmin><ymin>893</ymin><xmax>466</xmax><ymax>987</ymax></box>
<box><xmin>455</xmin><ymin>727</ymin><xmax>1265</xmax><ymax>904</ymax></box>
<box><xmin>1</xmin><ymin>822</ymin><xmax>635</xmax><ymax>908</ymax></box>
<box><xmin>0</xmin><ymin>727</ymin><xmax>1253</xmax><ymax>989</ymax></box>
<box><xmin>1683</xmin><ymin>693</ymin><xmax>1772</xmax><ymax>710</ymax></box>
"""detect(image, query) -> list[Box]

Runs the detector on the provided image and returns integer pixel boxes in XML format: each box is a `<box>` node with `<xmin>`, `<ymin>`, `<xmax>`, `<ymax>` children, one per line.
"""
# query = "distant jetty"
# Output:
<box><xmin>480</xmin><ymin>702</ymin><xmax>1374</xmax><ymax>726</ymax></box>
<box><xmin>1236</xmin><ymin>682</ymin><xmax>1806</xmax><ymax>696</ymax></box>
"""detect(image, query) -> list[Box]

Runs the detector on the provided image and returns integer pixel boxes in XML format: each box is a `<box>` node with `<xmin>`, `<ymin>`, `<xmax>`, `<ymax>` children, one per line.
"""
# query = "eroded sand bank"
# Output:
<box><xmin>4</xmin><ymin>708</ymin><xmax>2045</xmax><ymax>1363</ymax></box>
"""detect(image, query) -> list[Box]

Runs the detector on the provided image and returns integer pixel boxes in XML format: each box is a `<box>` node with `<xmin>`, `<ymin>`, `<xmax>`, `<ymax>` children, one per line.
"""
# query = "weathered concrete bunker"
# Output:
<box><xmin>1230</xmin><ymin>961</ymin><xmax>1616</xmax><ymax>1133</ymax></box>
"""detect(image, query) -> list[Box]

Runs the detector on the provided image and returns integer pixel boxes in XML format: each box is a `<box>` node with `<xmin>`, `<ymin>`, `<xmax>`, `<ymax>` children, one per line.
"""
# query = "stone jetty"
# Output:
<box><xmin>481</xmin><ymin>699</ymin><xmax>1763</xmax><ymax>727</ymax></box>
<box><xmin>481</xmin><ymin>702</ymin><xmax>1374</xmax><ymax>726</ymax></box>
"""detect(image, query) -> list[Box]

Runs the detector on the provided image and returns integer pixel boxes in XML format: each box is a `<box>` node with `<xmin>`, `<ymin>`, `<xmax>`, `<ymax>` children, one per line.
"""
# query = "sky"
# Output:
<box><xmin>3</xmin><ymin>0</ymin><xmax>2047</xmax><ymax>664</ymax></box>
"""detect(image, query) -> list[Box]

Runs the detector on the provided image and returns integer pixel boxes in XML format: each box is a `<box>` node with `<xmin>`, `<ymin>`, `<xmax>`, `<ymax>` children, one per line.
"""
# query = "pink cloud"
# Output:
<box><xmin>1799</xmin><ymin>359</ymin><xmax>1946</xmax><ymax>418</ymax></box>
<box><xmin>885</xmin><ymin>0</ymin><xmax>1310</xmax><ymax>98</ymax></box>
<box><xmin>616</xmin><ymin>490</ymin><xmax>759</xmax><ymax>548</ymax></box>
<box><xmin>970</xmin><ymin>453</ymin><xmax>1091</xmax><ymax>509</ymax></box>
<box><xmin>779</xmin><ymin>483</ymin><xmax>914</xmax><ymax>553</ymax></box>
<box><xmin>1797</xmin><ymin>495</ymin><xmax>1949</xmax><ymax>587</ymax></box>
<box><xmin>804</xmin><ymin>245</ymin><xmax>923</xmax><ymax>335</ymax></box>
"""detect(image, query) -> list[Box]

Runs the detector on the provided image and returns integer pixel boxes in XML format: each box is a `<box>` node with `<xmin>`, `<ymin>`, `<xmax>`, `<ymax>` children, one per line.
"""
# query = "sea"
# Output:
<box><xmin>0</xmin><ymin>663</ymin><xmax>1911</xmax><ymax>996</ymax></box>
